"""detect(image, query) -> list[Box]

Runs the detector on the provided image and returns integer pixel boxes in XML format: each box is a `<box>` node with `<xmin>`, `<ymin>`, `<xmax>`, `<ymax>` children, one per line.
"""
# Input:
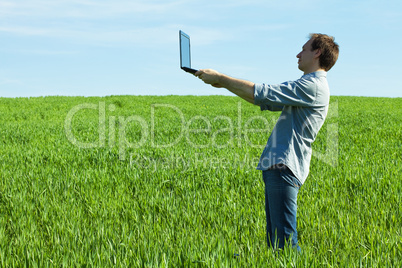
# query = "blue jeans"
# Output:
<box><xmin>263</xmin><ymin>165</ymin><xmax>301</xmax><ymax>251</ymax></box>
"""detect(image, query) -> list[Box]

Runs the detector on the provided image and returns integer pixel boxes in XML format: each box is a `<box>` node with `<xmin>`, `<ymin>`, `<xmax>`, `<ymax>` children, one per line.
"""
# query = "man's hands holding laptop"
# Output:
<box><xmin>195</xmin><ymin>69</ymin><xmax>255</xmax><ymax>104</ymax></box>
<box><xmin>195</xmin><ymin>69</ymin><xmax>223</xmax><ymax>88</ymax></box>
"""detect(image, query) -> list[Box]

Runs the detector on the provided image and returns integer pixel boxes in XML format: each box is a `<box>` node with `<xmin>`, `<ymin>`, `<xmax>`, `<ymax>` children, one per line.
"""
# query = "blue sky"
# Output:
<box><xmin>1</xmin><ymin>0</ymin><xmax>401</xmax><ymax>98</ymax></box>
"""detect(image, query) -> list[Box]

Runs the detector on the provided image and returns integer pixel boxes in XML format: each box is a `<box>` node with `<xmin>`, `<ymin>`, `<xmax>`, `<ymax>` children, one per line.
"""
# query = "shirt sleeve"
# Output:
<box><xmin>254</xmin><ymin>76</ymin><xmax>322</xmax><ymax>109</ymax></box>
<box><xmin>258</xmin><ymin>103</ymin><xmax>284</xmax><ymax>112</ymax></box>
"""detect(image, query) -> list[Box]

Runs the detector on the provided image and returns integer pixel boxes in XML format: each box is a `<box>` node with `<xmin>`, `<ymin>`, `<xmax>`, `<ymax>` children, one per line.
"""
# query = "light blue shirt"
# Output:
<box><xmin>253</xmin><ymin>71</ymin><xmax>330</xmax><ymax>184</ymax></box>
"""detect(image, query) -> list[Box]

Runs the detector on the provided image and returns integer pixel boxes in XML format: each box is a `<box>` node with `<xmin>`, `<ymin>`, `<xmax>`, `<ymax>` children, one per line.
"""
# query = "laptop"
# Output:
<box><xmin>179</xmin><ymin>30</ymin><xmax>198</xmax><ymax>74</ymax></box>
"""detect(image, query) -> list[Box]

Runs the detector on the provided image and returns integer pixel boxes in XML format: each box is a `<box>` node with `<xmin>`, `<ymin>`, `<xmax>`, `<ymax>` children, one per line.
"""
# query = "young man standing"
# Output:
<box><xmin>194</xmin><ymin>33</ymin><xmax>339</xmax><ymax>251</ymax></box>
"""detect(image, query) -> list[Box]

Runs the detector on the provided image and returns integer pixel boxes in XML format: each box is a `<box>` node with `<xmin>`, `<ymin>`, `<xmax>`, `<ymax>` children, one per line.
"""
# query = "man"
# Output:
<box><xmin>195</xmin><ymin>33</ymin><xmax>339</xmax><ymax>251</ymax></box>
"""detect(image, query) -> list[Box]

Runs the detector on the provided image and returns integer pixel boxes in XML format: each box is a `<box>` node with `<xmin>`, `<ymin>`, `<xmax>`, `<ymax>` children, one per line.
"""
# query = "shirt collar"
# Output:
<box><xmin>303</xmin><ymin>71</ymin><xmax>327</xmax><ymax>78</ymax></box>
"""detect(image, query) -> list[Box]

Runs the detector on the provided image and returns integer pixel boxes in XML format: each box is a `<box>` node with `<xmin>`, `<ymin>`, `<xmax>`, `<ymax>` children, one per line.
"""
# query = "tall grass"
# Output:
<box><xmin>0</xmin><ymin>95</ymin><xmax>401</xmax><ymax>267</ymax></box>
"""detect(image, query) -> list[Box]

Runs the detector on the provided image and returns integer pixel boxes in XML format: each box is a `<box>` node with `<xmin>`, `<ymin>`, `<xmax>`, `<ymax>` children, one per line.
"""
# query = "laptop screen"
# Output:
<box><xmin>180</xmin><ymin>31</ymin><xmax>191</xmax><ymax>69</ymax></box>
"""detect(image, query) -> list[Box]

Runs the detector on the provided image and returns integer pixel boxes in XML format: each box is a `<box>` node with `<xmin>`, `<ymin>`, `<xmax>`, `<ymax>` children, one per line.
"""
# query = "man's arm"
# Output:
<box><xmin>195</xmin><ymin>69</ymin><xmax>255</xmax><ymax>104</ymax></box>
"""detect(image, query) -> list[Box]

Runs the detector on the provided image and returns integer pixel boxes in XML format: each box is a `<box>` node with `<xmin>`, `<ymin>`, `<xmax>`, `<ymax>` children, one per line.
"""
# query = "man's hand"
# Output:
<box><xmin>195</xmin><ymin>69</ymin><xmax>223</xmax><ymax>88</ymax></box>
<box><xmin>194</xmin><ymin>68</ymin><xmax>255</xmax><ymax>104</ymax></box>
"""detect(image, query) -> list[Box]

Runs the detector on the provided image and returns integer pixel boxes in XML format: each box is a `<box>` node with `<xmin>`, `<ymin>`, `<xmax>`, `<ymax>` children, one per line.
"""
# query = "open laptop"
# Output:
<box><xmin>179</xmin><ymin>30</ymin><xmax>198</xmax><ymax>74</ymax></box>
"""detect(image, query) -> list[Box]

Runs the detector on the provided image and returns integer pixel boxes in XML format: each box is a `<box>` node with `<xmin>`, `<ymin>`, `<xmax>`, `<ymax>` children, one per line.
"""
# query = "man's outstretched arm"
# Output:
<box><xmin>195</xmin><ymin>69</ymin><xmax>255</xmax><ymax>104</ymax></box>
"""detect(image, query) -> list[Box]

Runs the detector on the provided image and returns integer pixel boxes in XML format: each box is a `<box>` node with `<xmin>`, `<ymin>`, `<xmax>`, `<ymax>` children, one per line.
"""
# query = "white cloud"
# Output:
<box><xmin>0</xmin><ymin>1</ymin><xmax>198</xmax><ymax>47</ymax></box>
<box><xmin>0</xmin><ymin>0</ymin><xmax>295</xmax><ymax>48</ymax></box>
<box><xmin>0</xmin><ymin>1</ymin><xmax>240</xmax><ymax>48</ymax></box>
<box><xmin>0</xmin><ymin>26</ymin><xmax>50</xmax><ymax>36</ymax></box>
<box><xmin>0</xmin><ymin>0</ymin><xmax>185</xmax><ymax>18</ymax></box>
<box><xmin>0</xmin><ymin>76</ymin><xmax>23</xmax><ymax>86</ymax></box>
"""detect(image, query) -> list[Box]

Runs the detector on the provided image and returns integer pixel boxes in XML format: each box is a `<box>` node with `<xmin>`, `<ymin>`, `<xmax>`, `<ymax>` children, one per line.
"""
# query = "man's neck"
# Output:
<box><xmin>304</xmin><ymin>68</ymin><xmax>326</xmax><ymax>75</ymax></box>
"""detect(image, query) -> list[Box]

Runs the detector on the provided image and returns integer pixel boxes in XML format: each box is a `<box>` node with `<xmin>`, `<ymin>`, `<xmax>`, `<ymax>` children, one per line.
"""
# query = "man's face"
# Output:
<box><xmin>296</xmin><ymin>38</ymin><xmax>318</xmax><ymax>73</ymax></box>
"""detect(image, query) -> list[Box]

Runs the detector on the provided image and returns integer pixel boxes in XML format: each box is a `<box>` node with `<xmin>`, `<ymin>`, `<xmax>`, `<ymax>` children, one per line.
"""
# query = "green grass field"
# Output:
<box><xmin>0</xmin><ymin>95</ymin><xmax>401</xmax><ymax>267</ymax></box>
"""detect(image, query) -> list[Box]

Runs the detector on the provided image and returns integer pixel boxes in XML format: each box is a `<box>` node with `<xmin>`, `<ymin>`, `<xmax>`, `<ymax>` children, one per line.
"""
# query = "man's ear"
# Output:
<box><xmin>314</xmin><ymin>48</ymin><xmax>322</xmax><ymax>59</ymax></box>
